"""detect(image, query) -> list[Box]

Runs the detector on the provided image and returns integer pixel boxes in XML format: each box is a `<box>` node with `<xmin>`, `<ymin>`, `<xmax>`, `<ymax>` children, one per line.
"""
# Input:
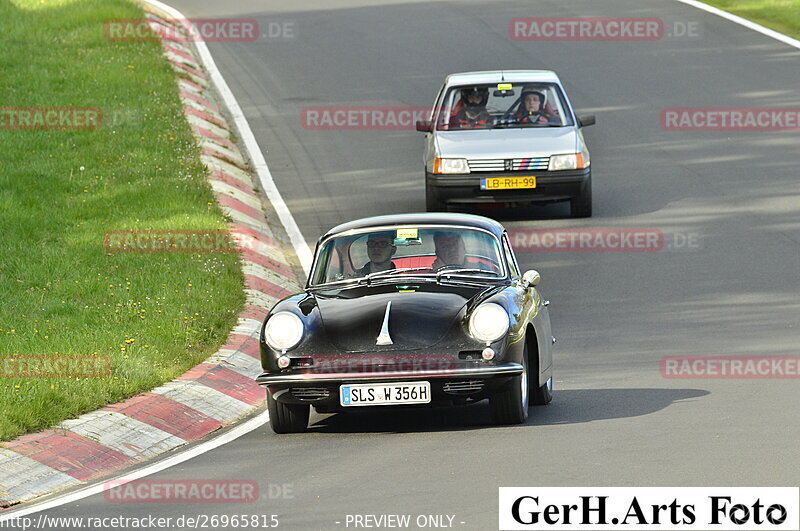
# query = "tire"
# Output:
<box><xmin>569</xmin><ymin>176</ymin><xmax>592</xmax><ymax>218</ymax></box>
<box><xmin>267</xmin><ymin>390</ymin><xmax>309</xmax><ymax>434</ymax></box>
<box><xmin>425</xmin><ymin>180</ymin><xmax>445</xmax><ymax>212</ymax></box>
<box><xmin>490</xmin><ymin>343</ymin><xmax>529</xmax><ymax>425</ymax></box>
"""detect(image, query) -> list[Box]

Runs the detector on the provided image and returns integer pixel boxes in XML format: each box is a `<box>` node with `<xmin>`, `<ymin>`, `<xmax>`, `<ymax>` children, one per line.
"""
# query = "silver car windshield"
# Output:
<box><xmin>435</xmin><ymin>82</ymin><xmax>574</xmax><ymax>131</ymax></box>
<box><xmin>310</xmin><ymin>227</ymin><xmax>504</xmax><ymax>286</ymax></box>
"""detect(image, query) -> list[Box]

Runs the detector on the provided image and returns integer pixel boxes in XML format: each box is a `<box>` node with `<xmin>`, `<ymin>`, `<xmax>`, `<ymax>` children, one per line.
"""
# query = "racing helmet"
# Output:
<box><xmin>520</xmin><ymin>88</ymin><xmax>546</xmax><ymax>113</ymax></box>
<box><xmin>461</xmin><ymin>87</ymin><xmax>489</xmax><ymax>109</ymax></box>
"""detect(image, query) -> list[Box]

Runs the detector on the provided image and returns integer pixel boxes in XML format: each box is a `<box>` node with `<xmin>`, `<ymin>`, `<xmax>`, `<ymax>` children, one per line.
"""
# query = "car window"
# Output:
<box><xmin>310</xmin><ymin>227</ymin><xmax>505</xmax><ymax>285</ymax></box>
<box><xmin>435</xmin><ymin>82</ymin><xmax>574</xmax><ymax>131</ymax></box>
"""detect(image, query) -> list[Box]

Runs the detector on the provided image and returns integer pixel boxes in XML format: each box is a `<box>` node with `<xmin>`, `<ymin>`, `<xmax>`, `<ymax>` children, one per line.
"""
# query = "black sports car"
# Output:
<box><xmin>256</xmin><ymin>213</ymin><xmax>554</xmax><ymax>433</ymax></box>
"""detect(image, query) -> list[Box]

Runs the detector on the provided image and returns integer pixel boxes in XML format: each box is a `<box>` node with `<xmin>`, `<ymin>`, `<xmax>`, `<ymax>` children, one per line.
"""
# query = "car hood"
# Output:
<box><xmin>313</xmin><ymin>285</ymin><xmax>489</xmax><ymax>352</ymax></box>
<box><xmin>435</xmin><ymin>127</ymin><xmax>578</xmax><ymax>159</ymax></box>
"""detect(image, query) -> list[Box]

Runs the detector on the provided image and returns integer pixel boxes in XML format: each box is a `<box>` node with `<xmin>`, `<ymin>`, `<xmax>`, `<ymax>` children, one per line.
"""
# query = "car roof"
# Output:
<box><xmin>322</xmin><ymin>213</ymin><xmax>507</xmax><ymax>241</ymax></box>
<box><xmin>444</xmin><ymin>70</ymin><xmax>561</xmax><ymax>87</ymax></box>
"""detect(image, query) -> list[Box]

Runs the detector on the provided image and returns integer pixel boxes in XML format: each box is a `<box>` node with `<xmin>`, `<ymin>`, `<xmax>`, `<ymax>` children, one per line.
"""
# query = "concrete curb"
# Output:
<box><xmin>0</xmin><ymin>9</ymin><xmax>301</xmax><ymax>509</ymax></box>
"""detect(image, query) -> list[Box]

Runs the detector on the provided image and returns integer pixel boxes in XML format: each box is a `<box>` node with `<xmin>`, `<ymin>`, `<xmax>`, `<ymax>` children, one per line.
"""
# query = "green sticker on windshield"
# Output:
<box><xmin>497</xmin><ymin>83</ymin><xmax>513</xmax><ymax>91</ymax></box>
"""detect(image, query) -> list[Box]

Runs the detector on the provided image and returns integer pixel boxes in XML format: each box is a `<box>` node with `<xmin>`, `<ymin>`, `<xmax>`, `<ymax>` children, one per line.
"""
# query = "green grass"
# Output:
<box><xmin>701</xmin><ymin>0</ymin><xmax>800</xmax><ymax>40</ymax></box>
<box><xmin>0</xmin><ymin>0</ymin><xmax>245</xmax><ymax>441</ymax></box>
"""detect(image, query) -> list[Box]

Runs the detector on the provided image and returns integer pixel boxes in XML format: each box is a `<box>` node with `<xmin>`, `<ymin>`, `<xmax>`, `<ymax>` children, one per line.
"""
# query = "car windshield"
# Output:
<box><xmin>310</xmin><ymin>226</ymin><xmax>505</xmax><ymax>286</ymax></box>
<box><xmin>434</xmin><ymin>82</ymin><xmax>574</xmax><ymax>131</ymax></box>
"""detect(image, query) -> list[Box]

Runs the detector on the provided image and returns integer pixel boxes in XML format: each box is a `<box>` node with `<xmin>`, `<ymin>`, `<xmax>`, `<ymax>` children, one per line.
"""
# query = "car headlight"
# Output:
<box><xmin>548</xmin><ymin>153</ymin><xmax>587</xmax><ymax>171</ymax></box>
<box><xmin>433</xmin><ymin>158</ymin><xmax>469</xmax><ymax>174</ymax></box>
<box><xmin>468</xmin><ymin>303</ymin><xmax>510</xmax><ymax>343</ymax></box>
<box><xmin>264</xmin><ymin>312</ymin><xmax>304</xmax><ymax>352</ymax></box>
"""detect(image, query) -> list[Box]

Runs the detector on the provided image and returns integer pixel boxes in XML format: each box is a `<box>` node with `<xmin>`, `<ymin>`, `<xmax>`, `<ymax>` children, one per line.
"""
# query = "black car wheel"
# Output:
<box><xmin>569</xmin><ymin>176</ymin><xmax>592</xmax><ymax>218</ymax></box>
<box><xmin>267</xmin><ymin>390</ymin><xmax>309</xmax><ymax>434</ymax></box>
<box><xmin>490</xmin><ymin>343</ymin><xmax>529</xmax><ymax>425</ymax></box>
<box><xmin>425</xmin><ymin>180</ymin><xmax>445</xmax><ymax>212</ymax></box>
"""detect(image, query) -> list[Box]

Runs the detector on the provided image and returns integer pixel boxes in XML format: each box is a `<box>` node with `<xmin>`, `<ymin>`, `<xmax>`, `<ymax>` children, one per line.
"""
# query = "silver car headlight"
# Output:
<box><xmin>469</xmin><ymin>302</ymin><xmax>510</xmax><ymax>343</ymax></box>
<box><xmin>548</xmin><ymin>154</ymin><xmax>579</xmax><ymax>171</ymax></box>
<box><xmin>264</xmin><ymin>312</ymin><xmax>304</xmax><ymax>352</ymax></box>
<box><xmin>433</xmin><ymin>158</ymin><xmax>469</xmax><ymax>174</ymax></box>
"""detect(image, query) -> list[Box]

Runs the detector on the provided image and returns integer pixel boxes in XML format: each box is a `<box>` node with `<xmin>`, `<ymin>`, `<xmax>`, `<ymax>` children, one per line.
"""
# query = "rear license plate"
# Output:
<box><xmin>481</xmin><ymin>176</ymin><xmax>537</xmax><ymax>190</ymax></box>
<box><xmin>340</xmin><ymin>382</ymin><xmax>431</xmax><ymax>407</ymax></box>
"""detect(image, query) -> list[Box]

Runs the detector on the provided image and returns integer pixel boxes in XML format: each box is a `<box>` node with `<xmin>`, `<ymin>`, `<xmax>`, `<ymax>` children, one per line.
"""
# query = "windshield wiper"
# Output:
<box><xmin>435</xmin><ymin>268</ymin><xmax>497</xmax><ymax>279</ymax></box>
<box><xmin>359</xmin><ymin>267</ymin><xmax>432</xmax><ymax>284</ymax></box>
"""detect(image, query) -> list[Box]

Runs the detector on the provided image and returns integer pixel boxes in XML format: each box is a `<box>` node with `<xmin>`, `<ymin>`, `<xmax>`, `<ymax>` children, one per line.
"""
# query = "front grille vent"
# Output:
<box><xmin>291</xmin><ymin>387</ymin><xmax>330</xmax><ymax>400</ymax></box>
<box><xmin>467</xmin><ymin>157</ymin><xmax>550</xmax><ymax>173</ymax></box>
<box><xmin>443</xmin><ymin>380</ymin><xmax>484</xmax><ymax>395</ymax></box>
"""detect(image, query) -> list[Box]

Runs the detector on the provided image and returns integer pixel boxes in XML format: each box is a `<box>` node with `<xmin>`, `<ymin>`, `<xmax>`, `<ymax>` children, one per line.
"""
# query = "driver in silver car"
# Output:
<box><xmin>515</xmin><ymin>89</ymin><xmax>550</xmax><ymax>125</ymax></box>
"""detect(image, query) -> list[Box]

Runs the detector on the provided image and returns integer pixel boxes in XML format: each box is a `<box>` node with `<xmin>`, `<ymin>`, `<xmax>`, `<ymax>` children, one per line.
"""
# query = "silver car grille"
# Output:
<box><xmin>443</xmin><ymin>380</ymin><xmax>484</xmax><ymax>395</ymax></box>
<box><xmin>467</xmin><ymin>157</ymin><xmax>550</xmax><ymax>173</ymax></box>
<box><xmin>291</xmin><ymin>387</ymin><xmax>330</xmax><ymax>400</ymax></box>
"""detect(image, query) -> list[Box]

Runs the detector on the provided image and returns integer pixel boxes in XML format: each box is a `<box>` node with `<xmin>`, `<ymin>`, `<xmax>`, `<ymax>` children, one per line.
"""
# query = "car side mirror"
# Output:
<box><xmin>578</xmin><ymin>114</ymin><xmax>596</xmax><ymax>127</ymax></box>
<box><xmin>416</xmin><ymin>120</ymin><xmax>433</xmax><ymax>132</ymax></box>
<box><xmin>522</xmin><ymin>269</ymin><xmax>540</xmax><ymax>288</ymax></box>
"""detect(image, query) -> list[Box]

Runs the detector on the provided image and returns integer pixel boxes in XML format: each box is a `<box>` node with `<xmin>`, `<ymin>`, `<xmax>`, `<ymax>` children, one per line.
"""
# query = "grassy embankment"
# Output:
<box><xmin>0</xmin><ymin>0</ymin><xmax>245</xmax><ymax>440</ymax></box>
<box><xmin>702</xmin><ymin>0</ymin><xmax>800</xmax><ymax>40</ymax></box>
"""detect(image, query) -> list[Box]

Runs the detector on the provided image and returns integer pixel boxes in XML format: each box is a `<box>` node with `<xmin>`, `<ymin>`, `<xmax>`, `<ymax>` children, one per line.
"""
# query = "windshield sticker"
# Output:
<box><xmin>497</xmin><ymin>83</ymin><xmax>513</xmax><ymax>91</ymax></box>
<box><xmin>396</xmin><ymin>228</ymin><xmax>418</xmax><ymax>239</ymax></box>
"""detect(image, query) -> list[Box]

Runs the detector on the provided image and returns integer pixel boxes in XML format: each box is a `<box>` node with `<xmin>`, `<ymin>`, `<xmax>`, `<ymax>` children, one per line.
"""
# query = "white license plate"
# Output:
<box><xmin>340</xmin><ymin>382</ymin><xmax>431</xmax><ymax>407</ymax></box>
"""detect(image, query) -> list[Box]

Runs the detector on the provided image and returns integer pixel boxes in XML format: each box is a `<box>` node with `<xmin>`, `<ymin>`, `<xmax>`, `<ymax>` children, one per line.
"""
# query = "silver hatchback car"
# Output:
<box><xmin>416</xmin><ymin>70</ymin><xmax>596</xmax><ymax>217</ymax></box>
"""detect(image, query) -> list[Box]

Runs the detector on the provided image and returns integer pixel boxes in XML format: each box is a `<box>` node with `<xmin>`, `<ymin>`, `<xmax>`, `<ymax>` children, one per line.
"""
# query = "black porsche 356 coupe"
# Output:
<box><xmin>256</xmin><ymin>213</ymin><xmax>554</xmax><ymax>433</ymax></box>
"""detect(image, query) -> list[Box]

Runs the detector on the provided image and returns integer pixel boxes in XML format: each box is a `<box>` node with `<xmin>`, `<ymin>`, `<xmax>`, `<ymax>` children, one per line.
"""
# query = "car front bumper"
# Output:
<box><xmin>427</xmin><ymin>168</ymin><xmax>590</xmax><ymax>204</ymax></box>
<box><xmin>256</xmin><ymin>362</ymin><xmax>522</xmax><ymax>407</ymax></box>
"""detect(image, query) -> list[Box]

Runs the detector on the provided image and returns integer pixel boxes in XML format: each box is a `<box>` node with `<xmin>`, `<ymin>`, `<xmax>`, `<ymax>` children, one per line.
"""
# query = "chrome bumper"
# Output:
<box><xmin>255</xmin><ymin>362</ymin><xmax>523</xmax><ymax>386</ymax></box>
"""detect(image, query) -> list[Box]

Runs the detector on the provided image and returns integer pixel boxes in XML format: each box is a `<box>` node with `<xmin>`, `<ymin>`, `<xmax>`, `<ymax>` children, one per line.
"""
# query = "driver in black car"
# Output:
<box><xmin>451</xmin><ymin>87</ymin><xmax>491</xmax><ymax>129</ymax></box>
<box><xmin>356</xmin><ymin>232</ymin><xmax>397</xmax><ymax>276</ymax></box>
<box><xmin>431</xmin><ymin>231</ymin><xmax>493</xmax><ymax>271</ymax></box>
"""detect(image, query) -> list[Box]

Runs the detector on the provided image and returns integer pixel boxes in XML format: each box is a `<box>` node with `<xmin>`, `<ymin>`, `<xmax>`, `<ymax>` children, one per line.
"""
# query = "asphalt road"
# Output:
<box><xmin>12</xmin><ymin>0</ymin><xmax>800</xmax><ymax>529</ymax></box>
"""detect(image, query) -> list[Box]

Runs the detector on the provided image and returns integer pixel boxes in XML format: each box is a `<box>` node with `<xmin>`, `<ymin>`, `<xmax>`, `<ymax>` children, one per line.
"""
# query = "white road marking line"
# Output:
<box><xmin>143</xmin><ymin>0</ymin><xmax>314</xmax><ymax>275</ymax></box>
<box><xmin>0</xmin><ymin>412</ymin><xmax>269</xmax><ymax>521</ymax></box>
<box><xmin>675</xmin><ymin>0</ymin><xmax>800</xmax><ymax>50</ymax></box>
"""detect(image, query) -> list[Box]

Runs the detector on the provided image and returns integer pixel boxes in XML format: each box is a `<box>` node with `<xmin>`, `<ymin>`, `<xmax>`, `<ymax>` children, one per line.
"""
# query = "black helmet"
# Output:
<box><xmin>461</xmin><ymin>87</ymin><xmax>489</xmax><ymax>109</ymax></box>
